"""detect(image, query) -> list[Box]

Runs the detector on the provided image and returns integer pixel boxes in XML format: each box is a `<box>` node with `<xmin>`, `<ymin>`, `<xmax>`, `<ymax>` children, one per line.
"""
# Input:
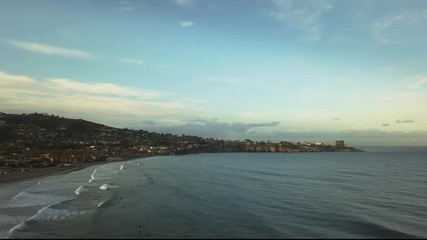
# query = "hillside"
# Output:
<box><xmin>0</xmin><ymin>112</ymin><xmax>362</xmax><ymax>172</ymax></box>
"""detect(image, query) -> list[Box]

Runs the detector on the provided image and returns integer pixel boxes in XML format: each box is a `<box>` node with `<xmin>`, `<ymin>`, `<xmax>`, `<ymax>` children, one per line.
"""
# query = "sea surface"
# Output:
<box><xmin>1</xmin><ymin>146</ymin><xmax>427</xmax><ymax>239</ymax></box>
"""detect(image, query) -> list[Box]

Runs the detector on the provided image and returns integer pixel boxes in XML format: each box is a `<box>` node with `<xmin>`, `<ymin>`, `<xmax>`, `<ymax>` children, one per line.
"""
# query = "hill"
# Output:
<box><xmin>0</xmin><ymin>112</ymin><xmax>362</xmax><ymax>172</ymax></box>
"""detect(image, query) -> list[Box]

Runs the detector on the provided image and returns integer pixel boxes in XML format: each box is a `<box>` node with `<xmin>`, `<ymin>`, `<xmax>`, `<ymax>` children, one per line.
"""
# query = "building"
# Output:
<box><xmin>336</xmin><ymin>140</ymin><xmax>345</xmax><ymax>148</ymax></box>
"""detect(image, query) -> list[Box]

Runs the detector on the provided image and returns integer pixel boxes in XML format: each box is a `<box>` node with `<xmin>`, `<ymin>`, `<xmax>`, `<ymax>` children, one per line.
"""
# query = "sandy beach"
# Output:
<box><xmin>0</xmin><ymin>162</ymin><xmax>107</xmax><ymax>187</ymax></box>
<box><xmin>0</xmin><ymin>161</ymin><xmax>111</xmax><ymax>238</ymax></box>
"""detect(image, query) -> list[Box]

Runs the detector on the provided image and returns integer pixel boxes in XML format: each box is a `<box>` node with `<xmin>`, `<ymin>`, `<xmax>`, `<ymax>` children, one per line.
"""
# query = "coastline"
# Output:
<box><xmin>0</xmin><ymin>161</ymin><xmax>106</xmax><ymax>187</ymax></box>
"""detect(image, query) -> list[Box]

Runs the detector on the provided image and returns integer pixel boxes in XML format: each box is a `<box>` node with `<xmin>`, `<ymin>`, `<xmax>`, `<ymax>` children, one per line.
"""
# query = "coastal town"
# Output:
<box><xmin>0</xmin><ymin>112</ymin><xmax>361</xmax><ymax>174</ymax></box>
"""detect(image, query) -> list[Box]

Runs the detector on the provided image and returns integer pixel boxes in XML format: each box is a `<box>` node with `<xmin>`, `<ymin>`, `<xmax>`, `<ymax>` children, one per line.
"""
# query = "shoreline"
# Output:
<box><xmin>0</xmin><ymin>149</ymin><xmax>364</xmax><ymax>188</ymax></box>
<box><xmin>0</xmin><ymin>161</ymin><xmax>107</xmax><ymax>188</ymax></box>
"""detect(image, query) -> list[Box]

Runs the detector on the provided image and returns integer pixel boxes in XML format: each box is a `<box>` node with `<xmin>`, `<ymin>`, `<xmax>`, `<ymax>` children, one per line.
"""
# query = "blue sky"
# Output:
<box><xmin>1</xmin><ymin>0</ymin><xmax>427</xmax><ymax>146</ymax></box>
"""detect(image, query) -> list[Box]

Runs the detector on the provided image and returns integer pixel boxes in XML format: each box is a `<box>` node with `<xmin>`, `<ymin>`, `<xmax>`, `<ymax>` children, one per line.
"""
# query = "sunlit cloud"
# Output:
<box><xmin>6</xmin><ymin>40</ymin><xmax>95</xmax><ymax>59</ymax></box>
<box><xmin>0</xmin><ymin>71</ymin><xmax>208</xmax><ymax>128</ymax></box>
<box><xmin>45</xmin><ymin>78</ymin><xmax>160</xmax><ymax>99</ymax></box>
<box><xmin>180</xmin><ymin>21</ymin><xmax>194</xmax><ymax>27</ymax></box>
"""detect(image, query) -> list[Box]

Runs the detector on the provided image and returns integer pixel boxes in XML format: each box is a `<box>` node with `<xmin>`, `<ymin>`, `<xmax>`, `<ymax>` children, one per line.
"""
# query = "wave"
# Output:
<box><xmin>30</xmin><ymin>205</ymin><xmax>87</xmax><ymax>222</ymax></box>
<box><xmin>6</xmin><ymin>204</ymin><xmax>87</xmax><ymax>238</ymax></box>
<box><xmin>100</xmin><ymin>184</ymin><xmax>119</xmax><ymax>190</ymax></box>
<box><xmin>88</xmin><ymin>166</ymin><xmax>112</xmax><ymax>182</ymax></box>
<box><xmin>0</xmin><ymin>191</ymin><xmax>72</xmax><ymax>208</ymax></box>
<box><xmin>0</xmin><ymin>214</ymin><xmax>29</xmax><ymax>239</ymax></box>
<box><xmin>74</xmin><ymin>185</ymin><xmax>88</xmax><ymax>195</ymax></box>
<box><xmin>344</xmin><ymin>218</ymin><xmax>421</xmax><ymax>238</ymax></box>
<box><xmin>97</xmin><ymin>198</ymin><xmax>112</xmax><ymax>208</ymax></box>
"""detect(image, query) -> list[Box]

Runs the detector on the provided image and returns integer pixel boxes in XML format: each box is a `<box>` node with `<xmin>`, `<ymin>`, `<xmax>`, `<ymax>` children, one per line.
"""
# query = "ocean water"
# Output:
<box><xmin>1</xmin><ymin>147</ymin><xmax>427</xmax><ymax>239</ymax></box>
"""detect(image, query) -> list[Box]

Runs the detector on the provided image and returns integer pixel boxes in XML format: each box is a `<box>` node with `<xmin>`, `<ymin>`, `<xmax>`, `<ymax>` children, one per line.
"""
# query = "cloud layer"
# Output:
<box><xmin>0</xmin><ymin>71</ymin><xmax>204</xmax><ymax>127</ymax></box>
<box><xmin>6</xmin><ymin>40</ymin><xmax>95</xmax><ymax>59</ymax></box>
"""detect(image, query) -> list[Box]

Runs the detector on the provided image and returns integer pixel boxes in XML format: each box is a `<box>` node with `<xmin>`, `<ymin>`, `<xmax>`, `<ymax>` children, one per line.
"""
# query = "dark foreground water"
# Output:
<box><xmin>1</xmin><ymin>147</ymin><xmax>427</xmax><ymax>238</ymax></box>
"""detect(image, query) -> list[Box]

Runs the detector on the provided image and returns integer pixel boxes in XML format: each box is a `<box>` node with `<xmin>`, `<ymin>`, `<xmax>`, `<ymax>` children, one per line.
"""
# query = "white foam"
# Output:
<box><xmin>0</xmin><ymin>213</ymin><xmax>28</xmax><ymax>237</ymax></box>
<box><xmin>29</xmin><ymin>206</ymin><xmax>86</xmax><ymax>221</ymax></box>
<box><xmin>74</xmin><ymin>186</ymin><xmax>88</xmax><ymax>195</ymax></box>
<box><xmin>120</xmin><ymin>164</ymin><xmax>125</xmax><ymax>170</ymax></box>
<box><xmin>97</xmin><ymin>200</ymin><xmax>108</xmax><ymax>208</ymax></box>
<box><xmin>0</xmin><ymin>213</ymin><xmax>28</xmax><ymax>225</ymax></box>
<box><xmin>0</xmin><ymin>191</ymin><xmax>71</xmax><ymax>208</ymax></box>
<box><xmin>99</xmin><ymin>184</ymin><xmax>119</xmax><ymax>190</ymax></box>
<box><xmin>89</xmin><ymin>169</ymin><xmax>97</xmax><ymax>182</ymax></box>
<box><xmin>7</xmin><ymin>221</ymin><xmax>28</xmax><ymax>238</ymax></box>
<box><xmin>88</xmin><ymin>164</ymin><xmax>120</xmax><ymax>182</ymax></box>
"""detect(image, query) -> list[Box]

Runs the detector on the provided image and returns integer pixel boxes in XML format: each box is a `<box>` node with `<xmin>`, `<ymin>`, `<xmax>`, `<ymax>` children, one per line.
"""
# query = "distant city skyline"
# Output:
<box><xmin>1</xmin><ymin>0</ymin><xmax>427</xmax><ymax>146</ymax></box>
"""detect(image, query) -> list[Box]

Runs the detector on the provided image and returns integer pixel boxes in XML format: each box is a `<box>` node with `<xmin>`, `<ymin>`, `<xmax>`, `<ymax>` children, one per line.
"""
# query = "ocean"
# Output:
<box><xmin>1</xmin><ymin>147</ymin><xmax>427</xmax><ymax>239</ymax></box>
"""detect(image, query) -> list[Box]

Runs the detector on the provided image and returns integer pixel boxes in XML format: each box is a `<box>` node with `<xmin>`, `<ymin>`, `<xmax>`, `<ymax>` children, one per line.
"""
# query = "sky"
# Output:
<box><xmin>1</xmin><ymin>0</ymin><xmax>427</xmax><ymax>146</ymax></box>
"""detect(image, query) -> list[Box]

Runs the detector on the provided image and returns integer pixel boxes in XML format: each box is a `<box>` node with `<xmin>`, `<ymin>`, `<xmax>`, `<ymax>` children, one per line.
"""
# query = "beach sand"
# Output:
<box><xmin>0</xmin><ymin>162</ymin><xmax>105</xmax><ymax>186</ymax></box>
<box><xmin>0</xmin><ymin>162</ymin><xmax>106</xmax><ymax>204</ymax></box>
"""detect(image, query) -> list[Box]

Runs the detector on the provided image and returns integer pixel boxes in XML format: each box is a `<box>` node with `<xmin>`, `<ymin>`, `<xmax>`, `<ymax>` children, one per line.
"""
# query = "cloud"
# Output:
<box><xmin>270</xmin><ymin>129</ymin><xmax>427</xmax><ymax>146</ymax></box>
<box><xmin>174</xmin><ymin>0</ymin><xmax>194</xmax><ymax>7</ymax></box>
<box><xmin>6</xmin><ymin>40</ymin><xmax>95</xmax><ymax>59</ymax></box>
<box><xmin>140</xmin><ymin>118</ymin><xmax>281</xmax><ymax>139</ymax></box>
<box><xmin>381</xmin><ymin>123</ymin><xmax>390</xmax><ymax>127</ymax></box>
<box><xmin>45</xmin><ymin>78</ymin><xmax>160</xmax><ymax>98</ymax></box>
<box><xmin>118</xmin><ymin>1</ymin><xmax>134</xmax><ymax>10</ymax></box>
<box><xmin>396</xmin><ymin>119</ymin><xmax>415</xmax><ymax>124</ymax></box>
<box><xmin>331</xmin><ymin>117</ymin><xmax>341</xmax><ymax>120</ymax></box>
<box><xmin>115</xmin><ymin>0</ymin><xmax>147</xmax><ymax>11</ymax></box>
<box><xmin>0</xmin><ymin>71</ymin><xmax>209</xmax><ymax>128</ymax></box>
<box><xmin>120</xmin><ymin>58</ymin><xmax>144</xmax><ymax>66</ymax></box>
<box><xmin>269</xmin><ymin>0</ymin><xmax>333</xmax><ymax>41</ymax></box>
<box><xmin>373</xmin><ymin>10</ymin><xmax>427</xmax><ymax>43</ymax></box>
<box><xmin>180</xmin><ymin>21</ymin><xmax>194</xmax><ymax>27</ymax></box>
<box><xmin>406</xmin><ymin>75</ymin><xmax>427</xmax><ymax>89</ymax></box>
<box><xmin>141</xmin><ymin>122</ymin><xmax>427</xmax><ymax>146</ymax></box>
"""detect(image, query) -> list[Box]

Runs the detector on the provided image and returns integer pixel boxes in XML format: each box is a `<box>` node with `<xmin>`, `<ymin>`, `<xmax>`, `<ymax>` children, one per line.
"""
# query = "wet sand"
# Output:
<box><xmin>0</xmin><ymin>162</ymin><xmax>108</xmax><ymax>207</ymax></box>
<box><xmin>0</xmin><ymin>162</ymin><xmax>106</xmax><ymax>187</ymax></box>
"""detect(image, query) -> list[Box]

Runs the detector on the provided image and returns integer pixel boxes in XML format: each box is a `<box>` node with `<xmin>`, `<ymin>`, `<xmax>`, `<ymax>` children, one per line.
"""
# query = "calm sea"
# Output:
<box><xmin>1</xmin><ymin>147</ymin><xmax>427</xmax><ymax>239</ymax></box>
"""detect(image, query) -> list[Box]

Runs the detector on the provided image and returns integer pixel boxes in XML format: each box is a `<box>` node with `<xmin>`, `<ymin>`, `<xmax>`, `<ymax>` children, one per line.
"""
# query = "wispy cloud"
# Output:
<box><xmin>180</xmin><ymin>21</ymin><xmax>194</xmax><ymax>27</ymax></box>
<box><xmin>373</xmin><ymin>10</ymin><xmax>427</xmax><ymax>43</ymax></box>
<box><xmin>381</xmin><ymin>123</ymin><xmax>390</xmax><ymax>127</ymax></box>
<box><xmin>174</xmin><ymin>0</ymin><xmax>194</xmax><ymax>7</ymax></box>
<box><xmin>120</xmin><ymin>58</ymin><xmax>144</xmax><ymax>66</ymax></box>
<box><xmin>406</xmin><ymin>75</ymin><xmax>427</xmax><ymax>89</ymax></box>
<box><xmin>115</xmin><ymin>0</ymin><xmax>147</xmax><ymax>11</ymax></box>
<box><xmin>396</xmin><ymin>119</ymin><xmax>415</xmax><ymax>124</ymax></box>
<box><xmin>45</xmin><ymin>78</ymin><xmax>159</xmax><ymax>98</ymax></box>
<box><xmin>0</xmin><ymin>71</ymin><xmax>209</xmax><ymax>128</ymax></box>
<box><xmin>118</xmin><ymin>1</ymin><xmax>134</xmax><ymax>10</ymax></box>
<box><xmin>6</xmin><ymin>40</ymin><xmax>95</xmax><ymax>59</ymax></box>
<box><xmin>269</xmin><ymin>0</ymin><xmax>333</xmax><ymax>41</ymax></box>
